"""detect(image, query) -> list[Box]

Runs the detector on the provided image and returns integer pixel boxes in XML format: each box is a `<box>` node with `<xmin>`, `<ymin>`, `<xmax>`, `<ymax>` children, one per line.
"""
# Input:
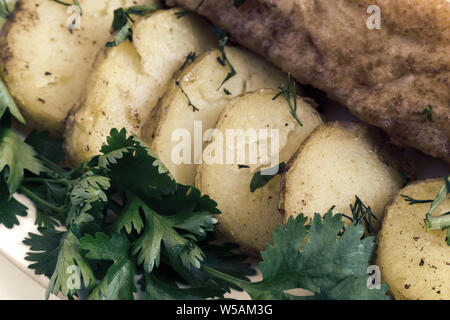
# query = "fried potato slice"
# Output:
<box><xmin>377</xmin><ymin>179</ymin><xmax>450</xmax><ymax>300</ymax></box>
<box><xmin>281</xmin><ymin>122</ymin><xmax>403</xmax><ymax>229</ymax></box>
<box><xmin>195</xmin><ymin>90</ymin><xmax>323</xmax><ymax>256</ymax></box>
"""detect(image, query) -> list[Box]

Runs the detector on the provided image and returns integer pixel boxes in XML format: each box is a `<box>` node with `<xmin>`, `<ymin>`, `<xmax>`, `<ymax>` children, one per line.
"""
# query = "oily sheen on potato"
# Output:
<box><xmin>64</xmin><ymin>9</ymin><xmax>215</xmax><ymax>165</ymax></box>
<box><xmin>377</xmin><ymin>179</ymin><xmax>450</xmax><ymax>300</ymax></box>
<box><xmin>0</xmin><ymin>0</ymin><xmax>156</xmax><ymax>134</ymax></box>
<box><xmin>281</xmin><ymin>122</ymin><xmax>402</xmax><ymax>228</ymax></box>
<box><xmin>143</xmin><ymin>47</ymin><xmax>286</xmax><ymax>185</ymax></box>
<box><xmin>195</xmin><ymin>91</ymin><xmax>323</xmax><ymax>256</ymax></box>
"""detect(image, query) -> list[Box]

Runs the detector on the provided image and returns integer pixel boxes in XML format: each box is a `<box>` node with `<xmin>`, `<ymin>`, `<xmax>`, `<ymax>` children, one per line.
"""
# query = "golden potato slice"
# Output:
<box><xmin>281</xmin><ymin>122</ymin><xmax>403</xmax><ymax>229</ymax></box>
<box><xmin>0</xmin><ymin>0</ymin><xmax>157</xmax><ymax>134</ymax></box>
<box><xmin>377</xmin><ymin>179</ymin><xmax>450</xmax><ymax>300</ymax></box>
<box><xmin>64</xmin><ymin>9</ymin><xmax>215</xmax><ymax>165</ymax></box>
<box><xmin>195</xmin><ymin>91</ymin><xmax>323</xmax><ymax>256</ymax></box>
<box><xmin>143</xmin><ymin>47</ymin><xmax>286</xmax><ymax>185</ymax></box>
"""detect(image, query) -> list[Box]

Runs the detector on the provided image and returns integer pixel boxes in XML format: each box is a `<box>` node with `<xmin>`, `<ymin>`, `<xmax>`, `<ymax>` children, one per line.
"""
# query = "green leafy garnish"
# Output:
<box><xmin>25</xmin><ymin>130</ymin><xmax>65</xmax><ymax>163</ymax></box>
<box><xmin>424</xmin><ymin>176</ymin><xmax>450</xmax><ymax>244</ymax></box>
<box><xmin>0</xmin><ymin>127</ymin><xmax>44</xmax><ymax>193</ymax></box>
<box><xmin>176</xmin><ymin>80</ymin><xmax>199</xmax><ymax>112</ymax></box>
<box><xmin>401</xmin><ymin>195</ymin><xmax>433</xmax><ymax>205</ymax></box>
<box><xmin>342</xmin><ymin>196</ymin><xmax>378</xmax><ymax>234</ymax></box>
<box><xmin>22</xmin><ymin>129</ymin><xmax>252</xmax><ymax>299</ymax></box>
<box><xmin>273</xmin><ymin>73</ymin><xmax>303</xmax><ymax>127</ymax></box>
<box><xmin>213</xmin><ymin>26</ymin><xmax>237</xmax><ymax>90</ymax></box>
<box><xmin>175</xmin><ymin>0</ymin><xmax>205</xmax><ymax>19</ymax></box>
<box><xmin>203</xmin><ymin>210</ymin><xmax>390</xmax><ymax>300</ymax></box>
<box><xmin>179</xmin><ymin>51</ymin><xmax>197</xmax><ymax>71</ymax></box>
<box><xmin>175</xmin><ymin>52</ymin><xmax>199</xmax><ymax>112</ymax></box>
<box><xmin>12</xmin><ymin>128</ymin><xmax>390</xmax><ymax>300</ymax></box>
<box><xmin>0</xmin><ymin>179</ymin><xmax>27</xmax><ymax>228</ymax></box>
<box><xmin>46</xmin><ymin>230</ymin><xmax>96</xmax><ymax>299</ymax></box>
<box><xmin>250</xmin><ymin>163</ymin><xmax>286</xmax><ymax>193</ymax></box>
<box><xmin>0</xmin><ymin>0</ymin><xmax>11</xmax><ymax>19</ymax></box>
<box><xmin>421</xmin><ymin>105</ymin><xmax>433</xmax><ymax>122</ymax></box>
<box><xmin>80</xmin><ymin>233</ymin><xmax>136</xmax><ymax>300</ymax></box>
<box><xmin>106</xmin><ymin>4</ymin><xmax>159</xmax><ymax>47</ymax></box>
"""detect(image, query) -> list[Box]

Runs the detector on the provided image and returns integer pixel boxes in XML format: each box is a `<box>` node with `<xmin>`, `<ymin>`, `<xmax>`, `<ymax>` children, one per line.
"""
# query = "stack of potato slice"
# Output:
<box><xmin>65</xmin><ymin>8</ymin><xmax>216</xmax><ymax>164</ymax></box>
<box><xmin>0</xmin><ymin>0</ymin><xmax>158</xmax><ymax>134</ymax></box>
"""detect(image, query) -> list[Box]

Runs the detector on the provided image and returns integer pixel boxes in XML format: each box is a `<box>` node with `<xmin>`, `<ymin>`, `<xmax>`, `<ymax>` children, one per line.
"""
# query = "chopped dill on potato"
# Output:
<box><xmin>175</xmin><ymin>0</ymin><xmax>205</xmax><ymax>19</ymax></box>
<box><xmin>273</xmin><ymin>73</ymin><xmax>303</xmax><ymax>127</ymax></box>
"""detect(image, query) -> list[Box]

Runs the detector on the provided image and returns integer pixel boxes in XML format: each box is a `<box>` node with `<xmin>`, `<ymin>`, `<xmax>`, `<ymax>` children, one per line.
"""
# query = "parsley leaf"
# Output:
<box><xmin>0</xmin><ymin>127</ymin><xmax>44</xmax><ymax>194</ymax></box>
<box><xmin>97</xmin><ymin>128</ymin><xmax>176</xmax><ymax>198</ymax></box>
<box><xmin>131</xmin><ymin>199</ymin><xmax>206</xmax><ymax>273</ymax></box>
<box><xmin>80</xmin><ymin>233</ymin><xmax>136</xmax><ymax>300</ymax></box>
<box><xmin>142</xmin><ymin>272</ymin><xmax>219</xmax><ymax>300</ymax></box>
<box><xmin>250</xmin><ymin>163</ymin><xmax>286</xmax><ymax>192</ymax></box>
<box><xmin>22</xmin><ymin>128</ymin><xmax>253</xmax><ymax>300</ymax></box>
<box><xmin>203</xmin><ymin>210</ymin><xmax>390</xmax><ymax>300</ymax></box>
<box><xmin>111</xmin><ymin>191</ymin><xmax>145</xmax><ymax>235</ymax></box>
<box><xmin>23</xmin><ymin>228</ymin><xmax>64</xmax><ymax>278</ymax></box>
<box><xmin>45</xmin><ymin>231</ymin><xmax>96</xmax><ymax>299</ymax></box>
<box><xmin>0</xmin><ymin>179</ymin><xmax>27</xmax><ymax>228</ymax></box>
<box><xmin>65</xmin><ymin>172</ymin><xmax>110</xmax><ymax>226</ymax></box>
<box><xmin>25</xmin><ymin>130</ymin><xmax>65</xmax><ymax>163</ymax></box>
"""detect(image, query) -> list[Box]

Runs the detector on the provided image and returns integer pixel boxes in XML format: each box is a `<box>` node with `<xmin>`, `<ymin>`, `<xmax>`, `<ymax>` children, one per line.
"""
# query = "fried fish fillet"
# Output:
<box><xmin>173</xmin><ymin>0</ymin><xmax>450</xmax><ymax>163</ymax></box>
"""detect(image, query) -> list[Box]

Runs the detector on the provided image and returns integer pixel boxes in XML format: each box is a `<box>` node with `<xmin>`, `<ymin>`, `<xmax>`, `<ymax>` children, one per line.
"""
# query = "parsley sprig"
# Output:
<box><xmin>15</xmin><ymin>128</ymin><xmax>253</xmax><ymax>299</ymax></box>
<box><xmin>202</xmin><ymin>209</ymin><xmax>390</xmax><ymax>300</ymax></box>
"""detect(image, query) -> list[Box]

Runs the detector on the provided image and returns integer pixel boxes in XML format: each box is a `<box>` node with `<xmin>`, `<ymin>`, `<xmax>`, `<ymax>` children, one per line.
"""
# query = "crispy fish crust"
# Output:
<box><xmin>174</xmin><ymin>0</ymin><xmax>450</xmax><ymax>163</ymax></box>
